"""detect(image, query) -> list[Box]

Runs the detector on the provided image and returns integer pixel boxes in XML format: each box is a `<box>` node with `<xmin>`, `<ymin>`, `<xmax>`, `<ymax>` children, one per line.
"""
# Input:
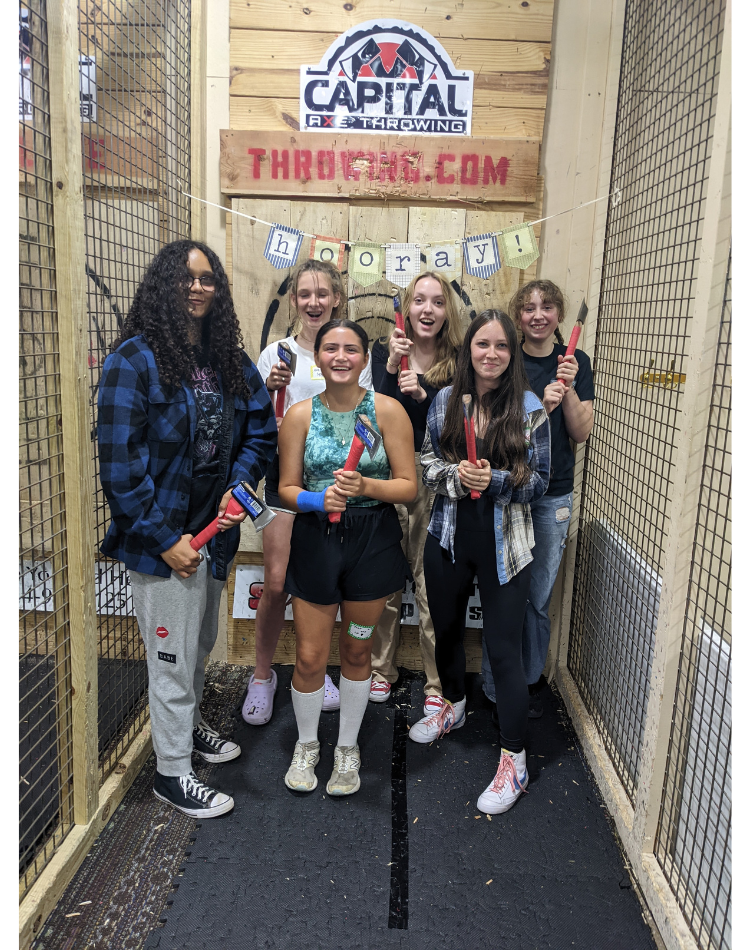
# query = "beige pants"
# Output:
<box><xmin>370</xmin><ymin>454</ymin><xmax>442</xmax><ymax>696</ymax></box>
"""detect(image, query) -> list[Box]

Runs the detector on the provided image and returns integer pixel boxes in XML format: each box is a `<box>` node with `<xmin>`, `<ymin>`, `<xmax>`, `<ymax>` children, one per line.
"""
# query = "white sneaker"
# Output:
<box><xmin>326</xmin><ymin>744</ymin><xmax>361</xmax><ymax>796</ymax></box>
<box><xmin>284</xmin><ymin>740</ymin><xmax>320</xmax><ymax>793</ymax></box>
<box><xmin>477</xmin><ymin>749</ymin><xmax>529</xmax><ymax>814</ymax></box>
<box><xmin>423</xmin><ymin>694</ymin><xmax>445</xmax><ymax>717</ymax></box>
<box><xmin>322</xmin><ymin>673</ymin><xmax>340</xmax><ymax>712</ymax></box>
<box><xmin>369</xmin><ymin>679</ymin><xmax>392</xmax><ymax>703</ymax></box>
<box><xmin>409</xmin><ymin>698</ymin><xmax>466</xmax><ymax>743</ymax></box>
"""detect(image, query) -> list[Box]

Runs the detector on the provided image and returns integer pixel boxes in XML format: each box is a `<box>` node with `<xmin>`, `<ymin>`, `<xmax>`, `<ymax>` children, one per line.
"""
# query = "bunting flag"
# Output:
<box><xmin>498</xmin><ymin>223</ymin><xmax>539</xmax><ymax>269</ymax></box>
<box><xmin>386</xmin><ymin>243</ymin><xmax>420</xmax><ymax>287</ymax></box>
<box><xmin>263</xmin><ymin>224</ymin><xmax>303</xmax><ymax>269</ymax></box>
<box><xmin>463</xmin><ymin>232</ymin><xmax>501</xmax><ymax>279</ymax></box>
<box><xmin>310</xmin><ymin>235</ymin><xmax>345</xmax><ymax>269</ymax></box>
<box><xmin>428</xmin><ymin>243</ymin><xmax>462</xmax><ymax>282</ymax></box>
<box><xmin>349</xmin><ymin>243</ymin><xmax>383</xmax><ymax>286</ymax></box>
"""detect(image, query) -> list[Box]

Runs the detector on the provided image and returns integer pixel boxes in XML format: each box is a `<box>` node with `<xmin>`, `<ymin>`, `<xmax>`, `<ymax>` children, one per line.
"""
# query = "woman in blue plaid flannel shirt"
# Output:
<box><xmin>97</xmin><ymin>240</ymin><xmax>276</xmax><ymax>819</ymax></box>
<box><xmin>408</xmin><ymin>309</ymin><xmax>551</xmax><ymax>816</ymax></box>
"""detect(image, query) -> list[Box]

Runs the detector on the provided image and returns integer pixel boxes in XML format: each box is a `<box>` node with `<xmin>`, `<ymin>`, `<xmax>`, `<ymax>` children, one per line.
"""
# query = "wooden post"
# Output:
<box><xmin>547</xmin><ymin>0</ymin><xmax>628</xmax><ymax>679</ymax></box>
<box><xmin>191</xmin><ymin>0</ymin><xmax>207</xmax><ymax>242</ymax></box>
<box><xmin>631</xmin><ymin>20</ymin><xmax>731</xmax><ymax>855</ymax></box>
<box><xmin>47</xmin><ymin>0</ymin><xmax>99</xmax><ymax>824</ymax></box>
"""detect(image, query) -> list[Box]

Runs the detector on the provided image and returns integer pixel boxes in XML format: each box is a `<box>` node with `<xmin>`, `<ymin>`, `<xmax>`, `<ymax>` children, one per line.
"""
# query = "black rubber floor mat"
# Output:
<box><xmin>146</xmin><ymin>669</ymin><xmax>657</xmax><ymax>950</ymax></box>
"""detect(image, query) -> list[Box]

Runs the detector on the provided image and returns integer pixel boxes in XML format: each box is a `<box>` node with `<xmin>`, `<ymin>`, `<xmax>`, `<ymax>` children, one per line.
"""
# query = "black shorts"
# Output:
<box><xmin>285</xmin><ymin>503</ymin><xmax>410</xmax><ymax>605</ymax></box>
<box><xmin>263</xmin><ymin>454</ymin><xmax>294</xmax><ymax>513</ymax></box>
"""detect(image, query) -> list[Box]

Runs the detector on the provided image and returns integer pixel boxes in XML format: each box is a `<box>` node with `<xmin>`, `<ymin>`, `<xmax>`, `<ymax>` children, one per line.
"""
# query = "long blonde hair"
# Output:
<box><xmin>394</xmin><ymin>271</ymin><xmax>463</xmax><ymax>387</ymax></box>
<box><xmin>289</xmin><ymin>259</ymin><xmax>347</xmax><ymax>336</ymax></box>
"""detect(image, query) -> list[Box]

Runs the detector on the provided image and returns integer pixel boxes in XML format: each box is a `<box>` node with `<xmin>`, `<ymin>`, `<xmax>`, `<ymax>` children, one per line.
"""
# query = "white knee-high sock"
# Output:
<box><xmin>291</xmin><ymin>684</ymin><xmax>324</xmax><ymax>743</ymax></box>
<box><xmin>337</xmin><ymin>675</ymin><xmax>372</xmax><ymax>748</ymax></box>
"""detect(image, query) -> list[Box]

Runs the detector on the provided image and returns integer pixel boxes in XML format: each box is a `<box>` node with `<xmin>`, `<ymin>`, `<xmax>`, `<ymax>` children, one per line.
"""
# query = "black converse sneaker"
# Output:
<box><xmin>153</xmin><ymin>771</ymin><xmax>234</xmax><ymax>818</ymax></box>
<box><xmin>192</xmin><ymin>720</ymin><xmax>241</xmax><ymax>763</ymax></box>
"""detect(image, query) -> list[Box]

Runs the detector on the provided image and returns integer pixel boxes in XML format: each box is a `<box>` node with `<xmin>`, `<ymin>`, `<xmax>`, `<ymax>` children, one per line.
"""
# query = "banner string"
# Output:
<box><xmin>179</xmin><ymin>187</ymin><xmax>621</xmax><ymax>249</ymax></box>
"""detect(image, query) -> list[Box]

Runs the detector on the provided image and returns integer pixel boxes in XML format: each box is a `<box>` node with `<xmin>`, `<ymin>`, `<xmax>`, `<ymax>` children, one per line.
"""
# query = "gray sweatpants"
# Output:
<box><xmin>129</xmin><ymin>549</ymin><xmax>228</xmax><ymax>777</ymax></box>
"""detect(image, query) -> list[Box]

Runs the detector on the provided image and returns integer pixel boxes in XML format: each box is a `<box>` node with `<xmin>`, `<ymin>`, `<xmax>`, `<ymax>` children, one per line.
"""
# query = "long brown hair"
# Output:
<box><xmin>393</xmin><ymin>271</ymin><xmax>463</xmax><ymax>387</ymax></box>
<box><xmin>289</xmin><ymin>258</ymin><xmax>347</xmax><ymax>336</ymax></box>
<box><xmin>509</xmin><ymin>279</ymin><xmax>566</xmax><ymax>345</ymax></box>
<box><xmin>440</xmin><ymin>310</ymin><xmax>533</xmax><ymax>487</ymax></box>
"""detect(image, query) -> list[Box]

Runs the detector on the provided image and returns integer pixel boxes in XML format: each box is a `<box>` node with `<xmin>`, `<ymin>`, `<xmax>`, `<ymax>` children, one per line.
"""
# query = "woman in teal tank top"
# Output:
<box><xmin>278</xmin><ymin>320</ymin><xmax>417</xmax><ymax>798</ymax></box>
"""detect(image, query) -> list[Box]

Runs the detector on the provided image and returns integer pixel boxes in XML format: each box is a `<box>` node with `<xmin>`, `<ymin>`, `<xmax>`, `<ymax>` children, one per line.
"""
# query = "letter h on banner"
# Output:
<box><xmin>264</xmin><ymin>223</ymin><xmax>304</xmax><ymax>269</ymax></box>
<box><xmin>463</xmin><ymin>232</ymin><xmax>501</xmax><ymax>279</ymax></box>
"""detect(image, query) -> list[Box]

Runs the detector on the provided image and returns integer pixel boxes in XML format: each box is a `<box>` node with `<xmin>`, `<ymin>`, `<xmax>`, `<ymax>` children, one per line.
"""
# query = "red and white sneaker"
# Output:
<box><xmin>369</xmin><ymin>679</ymin><xmax>392</xmax><ymax>703</ymax></box>
<box><xmin>477</xmin><ymin>749</ymin><xmax>529</xmax><ymax>814</ymax></box>
<box><xmin>423</xmin><ymin>694</ymin><xmax>445</xmax><ymax>717</ymax></box>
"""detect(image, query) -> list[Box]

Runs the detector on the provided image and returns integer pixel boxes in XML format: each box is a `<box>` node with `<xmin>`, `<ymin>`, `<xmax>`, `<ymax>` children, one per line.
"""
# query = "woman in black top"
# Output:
<box><xmin>369</xmin><ymin>271</ymin><xmax>464</xmax><ymax>713</ymax></box>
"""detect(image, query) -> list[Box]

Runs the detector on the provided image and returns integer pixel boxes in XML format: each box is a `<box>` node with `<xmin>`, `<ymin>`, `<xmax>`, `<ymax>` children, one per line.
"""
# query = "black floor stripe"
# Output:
<box><xmin>387</xmin><ymin>675</ymin><xmax>412</xmax><ymax>929</ymax></box>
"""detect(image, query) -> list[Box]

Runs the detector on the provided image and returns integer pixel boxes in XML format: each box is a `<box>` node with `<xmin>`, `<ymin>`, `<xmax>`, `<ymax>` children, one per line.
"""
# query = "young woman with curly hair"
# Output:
<box><xmin>408</xmin><ymin>310</ymin><xmax>550</xmax><ymax>816</ymax></box>
<box><xmin>369</xmin><ymin>272</ymin><xmax>464</xmax><ymax>713</ymax></box>
<box><xmin>98</xmin><ymin>240</ymin><xmax>277</xmax><ymax>818</ymax></box>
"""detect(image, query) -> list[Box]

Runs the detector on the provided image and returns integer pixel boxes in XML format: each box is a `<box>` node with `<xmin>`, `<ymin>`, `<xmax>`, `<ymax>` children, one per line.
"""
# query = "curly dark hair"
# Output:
<box><xmin>113</xmin><ymin>240</ymin><xmax>251</xmax><ymax>396</ymax></box>
<box><xmin>440</xmin><ymin>309</ymin><xmax>533</xmax><ymax>487</ymax></box>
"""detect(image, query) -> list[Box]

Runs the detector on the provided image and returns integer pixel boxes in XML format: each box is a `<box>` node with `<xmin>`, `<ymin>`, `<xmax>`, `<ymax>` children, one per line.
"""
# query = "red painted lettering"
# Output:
<box><xmin>247</xmin><ymin>148</ymin><xmax>266</xmax><ymax>179</ymax></box>
<box><xmin>483</xmin><ymin>155</ymin><xmax>510</xmax><ymax>186</ymax></box>
<box><xmin>294</xmin><ymin>149</ymin><xmax>312</xmax><ymax>180</ymax></box>
<box><xmin>317</xmin><ymin>149</ymin><xmax>335</xmax><ymax>181</ymax></box>
<box><xmin>271</xmin><ymin>149</ymin><xmax>289</xmax><ymax>179</ymax></box>
<box><xmin>340</xmin><ymin>151</ymin><xmax>362</xmax><ymax>181</ymax></box>
<box><xmin>377</xmin><ymin>151</ymin><xmax>398</xmax><ymax>183</ymax></box>
<box><xmin>400</xmin><ymin>152</ymin><xmax>422</xmax><ymax>184</ymax></box>
<box><xmin>460</xmin><ymin>154</ymin><xmax>479</xmax><ymax>185</ymax></box>
<box><xmin>436</xmin><ymin>153</ymin><xmax>455</xmax><ymax>185</ymax></box>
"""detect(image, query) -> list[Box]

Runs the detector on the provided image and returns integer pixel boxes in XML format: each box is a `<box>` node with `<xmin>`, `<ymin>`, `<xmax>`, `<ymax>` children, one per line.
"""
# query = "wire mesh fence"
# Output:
<box><xmin>19</xmin><ymin>0</ymin><xmax>75</xmax><ymax>900</ymax></box>
<box><xmin>567</xmin><ymin>0</ymin><xmax>726</xmax><ymax>803</ymax></box>
<box><xmin>78</xmin><ymin>0</ymin><xmax>192</xmax><ymax>781</ymax></box>
<box><xmin>655</xmin><ymin>256</ymin><xmax>731</xmax><ymax>950</ymax></box>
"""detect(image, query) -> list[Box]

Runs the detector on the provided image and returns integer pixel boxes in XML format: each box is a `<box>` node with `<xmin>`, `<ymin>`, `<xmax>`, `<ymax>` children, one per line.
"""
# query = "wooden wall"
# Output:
<box><xmin>221</xmin><ymin>1</ymin><xmax>554</xmax><ymax>665</ymax></box>
<box><xmin>226</xmin><ymin>0</ymin><xmax>554</xmax><ymax>359</ymax></box>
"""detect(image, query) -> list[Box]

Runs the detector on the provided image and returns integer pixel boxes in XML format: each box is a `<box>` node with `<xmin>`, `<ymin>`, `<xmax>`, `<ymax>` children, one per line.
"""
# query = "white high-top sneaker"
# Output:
<box><xmin>477</xmin><ymin>749</ymin><xmax>529</xmax><ymax>814</ymax></box>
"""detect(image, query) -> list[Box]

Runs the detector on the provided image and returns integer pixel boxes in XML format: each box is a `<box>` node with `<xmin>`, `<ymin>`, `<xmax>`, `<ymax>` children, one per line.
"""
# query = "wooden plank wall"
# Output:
<box><xmin>224</xmin><ymin>1</ymin><xmax>554</xmax><ymax>666</ymax></box>
<box><xmin>228</xmin><ymin>1</ymin><xmax>552</xmax><ymax>358</ymax></box>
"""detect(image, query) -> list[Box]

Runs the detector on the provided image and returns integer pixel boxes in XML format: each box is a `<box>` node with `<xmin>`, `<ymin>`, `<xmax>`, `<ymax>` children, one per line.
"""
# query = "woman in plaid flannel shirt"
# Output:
<box><xmin>408</xmin><ymin>309</ymin><xmax>550</xmax><ymax>816</ymax></box>
<box><xmin>98</xmin><ymin>240</ymin><xmax>276</xmax><ymax>818</ymax></box>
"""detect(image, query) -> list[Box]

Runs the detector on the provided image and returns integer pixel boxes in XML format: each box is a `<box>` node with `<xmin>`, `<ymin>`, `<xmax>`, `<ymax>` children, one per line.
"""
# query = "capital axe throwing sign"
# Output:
<box><xmin>301</xmin><ymin>20</ymin><xmax>474</xmax><ymax>135</ymax></box>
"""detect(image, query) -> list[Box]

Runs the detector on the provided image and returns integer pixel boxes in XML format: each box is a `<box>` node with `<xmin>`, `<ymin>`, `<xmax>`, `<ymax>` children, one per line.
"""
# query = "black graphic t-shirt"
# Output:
<box><xmin>522</xmin><ymin>344</ymin><xmax>595</xmax><ymax>497</ymax></box>
<box><xmin>184</xmin><ymin>363</ymin><xmax>225</xmax><ymax>536</ymax></box>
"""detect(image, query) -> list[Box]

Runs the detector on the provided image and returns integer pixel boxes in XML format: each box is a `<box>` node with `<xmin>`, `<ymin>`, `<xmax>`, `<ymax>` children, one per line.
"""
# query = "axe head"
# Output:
<box><xmin>461</xmin><ymin>393</ymin><xmax>473</xmax><ymax>422</ymax></box>
<box><xmin>233</xmin><ymin>481</ymin><xmax>277</xmax><ymax>532</ymax></box>
<box><xmin>576</xmin><ymin>300</ymin><xmax>589</xmax><ymax>327</ymax></box>
<box><xmin>354</xmin><ymin>413</ymin><xmax>382</xmax><ymax>459</ymax></box>
<box><xmin>277</xmin><ymin>340</ymin><xmax>297</xmax><ymax>376</ymax></box>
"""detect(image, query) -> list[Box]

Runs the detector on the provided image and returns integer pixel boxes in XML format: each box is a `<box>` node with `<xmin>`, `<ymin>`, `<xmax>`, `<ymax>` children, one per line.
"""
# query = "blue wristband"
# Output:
<box><xmin>296</xmin><ymin>490</ymin><xmax>327</xmax><ymax>513</ymax></box>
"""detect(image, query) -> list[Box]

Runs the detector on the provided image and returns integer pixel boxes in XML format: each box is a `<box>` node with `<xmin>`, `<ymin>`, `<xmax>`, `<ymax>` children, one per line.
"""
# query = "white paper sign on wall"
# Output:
<box><xmin>300</xmin><ymin>20</ymin><xmax>474</xmax><ymax>136</ymax></box>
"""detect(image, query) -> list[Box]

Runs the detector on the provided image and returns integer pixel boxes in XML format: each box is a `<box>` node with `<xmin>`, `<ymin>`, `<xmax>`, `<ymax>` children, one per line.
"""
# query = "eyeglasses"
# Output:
<box><xmin>187</xmin><ymin>274</ymin><xmax>216</xmax><ymax>290</ymax></box>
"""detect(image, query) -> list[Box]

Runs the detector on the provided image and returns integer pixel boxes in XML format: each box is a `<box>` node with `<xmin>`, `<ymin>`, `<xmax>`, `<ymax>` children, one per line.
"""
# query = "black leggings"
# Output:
<box><xmin>424</xmin><ymin>495</ymin><xmax>532</xmax><ymax>752</ymax></box>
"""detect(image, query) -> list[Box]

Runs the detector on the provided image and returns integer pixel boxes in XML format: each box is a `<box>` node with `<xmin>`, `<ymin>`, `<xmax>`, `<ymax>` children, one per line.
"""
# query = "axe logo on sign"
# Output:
<box><xmin>301</xmin><ymin>20</ymin><xmax>474</xmax><ymax>135</ymax></box>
